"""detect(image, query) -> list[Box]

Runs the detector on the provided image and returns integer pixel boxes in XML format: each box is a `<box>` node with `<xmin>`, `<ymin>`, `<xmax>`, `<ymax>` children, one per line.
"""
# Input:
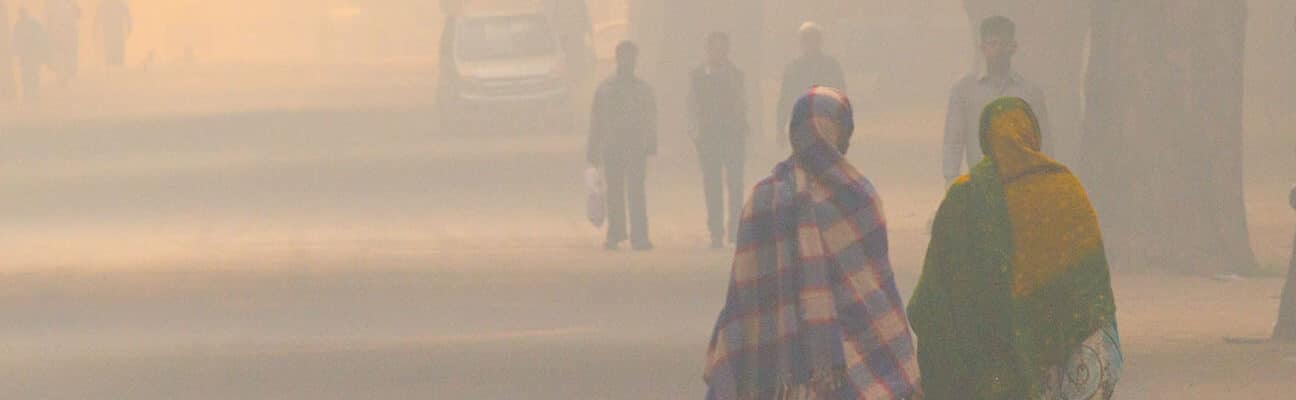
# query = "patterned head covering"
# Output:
<box><xmin>909</xmin><ymin>97</ymin><xmax>1120</xmax><ymax>399</ymax></box>
<box><xmin>789</xmin><ymin>86</ymin><xmax>854</xmax><ymax>160</ymax></box>
<box><xmin>977</xmin><ymin>97</ymin><xmax>1053</xmax><ymax>182</ymax></box>
<box><xmin>705</xmin><ymin>87</ymin><xmax>920</xmax><ymax>400</ymax></box>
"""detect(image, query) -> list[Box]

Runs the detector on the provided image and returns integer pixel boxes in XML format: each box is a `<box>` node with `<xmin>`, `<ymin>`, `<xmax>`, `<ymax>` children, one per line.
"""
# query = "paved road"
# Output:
<box><xmin>2</xmin><ymin>106</ymin><xmax>1293</xmax><ymax>399</ymax></box>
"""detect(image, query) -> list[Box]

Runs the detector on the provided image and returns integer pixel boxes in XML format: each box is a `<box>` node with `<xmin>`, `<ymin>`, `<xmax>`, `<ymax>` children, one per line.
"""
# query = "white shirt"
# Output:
<box><xmin>942</xmin><ymin>72</ymin><xmax>1051</xmax><ymax>180</ymax></box>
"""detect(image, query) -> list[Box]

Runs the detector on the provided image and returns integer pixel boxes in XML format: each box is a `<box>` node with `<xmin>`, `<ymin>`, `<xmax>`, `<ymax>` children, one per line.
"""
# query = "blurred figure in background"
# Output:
<box><xmin>1273</xmin><ymin>17</ymin><xmax>1296</xmax><ymax>344</ymax></box>
<box><xmin>13</xmin><ymin>7</ymin><xmax>48</xmax><ymax>101</ymax></box>
<box><xmin>46</xmin><ymin>0</ymin><xmax>80</xmax><ymax>85</ymax></box>
<box><xmin>0</xmin><ymin>0</ymin><xmax>15</xmax><ymax>99</ymax></box>
<box><xmin>548</xmin><ymin>0</ymin><xmax>593</xmax><ymax>82</ymax></box>
<box><xmin>1276</xmin><ymin>185</ymin><xmax>1296</xmax><ymax>341</ymax></box>
<box><xmin>436</xmin><ymin>2</ymin><xmax>457</xmax><ymax>126</ymax></box>
<box><xmin>96</xmin><ymin>0</ymin><xmax>132</xmax><ymax>67</ymax></box>
<box><xmin>687</xmin><ymin>32</ymin><xmax>749</xmax><ymax>249</ymax></box>
<box><xmin>963</xmin><ymin>0</ymin><xmax>1088</xmax><ymax>165</ymax></box>
<box><xmin>775</xmin><ymin>22</ymin><xmax>846</xmax><ymax>148</ymax></box>
<box><xmin>587</xmin><ymin>41</ymin><xmax>657</xmax><ymax>251</ymax></box>
<box><xmin>942</xmin><ymin>16</ymin><xmax>1050</xmax><ymax>187</ymax></box>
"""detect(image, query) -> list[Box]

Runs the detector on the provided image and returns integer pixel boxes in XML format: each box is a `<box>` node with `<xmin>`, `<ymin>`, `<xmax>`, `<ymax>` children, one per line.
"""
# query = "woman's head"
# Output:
<box><xmin>789</xmin><ymin>86</ymin><xmax>854</xmax><ymax>158</ymax></box>
<box><xmin>978</xmin><ymin>97</ymin><xmax>1042</xmax><ymax>159</ymax></box>
<box><xmin>976</xmin><ymin>97</ymin><xmax>1065</xmax><ymax>181</ymax></box>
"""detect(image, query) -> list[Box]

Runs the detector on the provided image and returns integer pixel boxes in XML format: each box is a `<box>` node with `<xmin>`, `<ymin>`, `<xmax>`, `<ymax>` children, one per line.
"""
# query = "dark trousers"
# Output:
<box><xmin>697</xmin><ymin>143</ymin><xmax>744</xmax><ymax>242</ymax></box>
<box><xmin>604</xmin><ymin>155</ymin><xmax>649</xmax><ymax>245</ymax></box>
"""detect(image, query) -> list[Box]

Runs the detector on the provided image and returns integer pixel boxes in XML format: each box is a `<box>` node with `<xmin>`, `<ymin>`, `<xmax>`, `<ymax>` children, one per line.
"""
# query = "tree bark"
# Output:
<box><xmin>1081</xmin><ymin>0</ymin><xmax>1256</xmax><ymax>273</ymax></box>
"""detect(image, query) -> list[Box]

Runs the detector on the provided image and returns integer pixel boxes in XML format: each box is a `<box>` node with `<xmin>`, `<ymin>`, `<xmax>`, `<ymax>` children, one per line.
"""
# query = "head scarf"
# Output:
<box><xmin>908</xmin><ymin>97</ymin><xmax>1119</xmax><ymax>399</ymax></box>
<box><xmin>705</xmin><ymin>87</ymin><xmax>920</xmax><ymax>400</ymax></box>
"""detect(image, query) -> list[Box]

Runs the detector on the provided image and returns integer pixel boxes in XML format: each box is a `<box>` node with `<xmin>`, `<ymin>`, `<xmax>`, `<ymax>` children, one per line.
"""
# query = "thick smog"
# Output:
<box><xmin>1</xmin><ymin>1</ymin><xmax>1293</xmax><ymax>399</ymax></box>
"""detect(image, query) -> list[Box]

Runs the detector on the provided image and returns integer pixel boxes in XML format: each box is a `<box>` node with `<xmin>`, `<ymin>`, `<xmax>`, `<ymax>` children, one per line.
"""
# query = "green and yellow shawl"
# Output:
<box><xmin>908</xmin><ymin>97</ymin><xmax>1117</xmax><ymax>399</ymax></box>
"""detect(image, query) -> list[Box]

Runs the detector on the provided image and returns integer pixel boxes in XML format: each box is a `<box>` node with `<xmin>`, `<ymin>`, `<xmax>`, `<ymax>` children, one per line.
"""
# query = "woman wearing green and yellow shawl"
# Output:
<box><xmin>908</xmin><ymin>97</ymin><xmax>1121</xmax><ymax>400</ymax></box>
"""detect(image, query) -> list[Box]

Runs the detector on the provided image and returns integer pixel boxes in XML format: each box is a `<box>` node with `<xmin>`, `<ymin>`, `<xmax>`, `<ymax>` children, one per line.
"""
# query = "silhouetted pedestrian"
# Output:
<box><xmin>942</xmin><ymin>16</ymin><xmax>1051</xmax><ymax>186</ymax></box>
<box><xmin>13</xmin><ymin>7</ymin><xmax>48</xmax><ymax>101</ymax></box>
<box><xmin>1275</xmin><ymin>185</ymin><xmax>1296</xmax><ymax>341</ymax></box>
<box><xmin>688</xmin><ymin>32</ymin><xmax>748</xmax><ymax>248</ymax></box>
<box><xmin>96</xmin><ymin>0</ymin><xmax>131</xmax><ymax>67</ymax></box>
<box><xmin>46</xmin><ymin>0</ymin><xmax>80</xmax><ymax>84</ymax></box>
<box><xmin>0</xmin><ymin>1</ymin><xmax>16</xmax><ymax>98</ymax></box>
<box><xmin>775</xmin><ymin>22</ymin><xmax>846</xmax><ymax>148</ymax></box>
<box><xmin>587</xmin><ymin>41</ymin><xmax>657</xmax><ymax>251</ymax></box>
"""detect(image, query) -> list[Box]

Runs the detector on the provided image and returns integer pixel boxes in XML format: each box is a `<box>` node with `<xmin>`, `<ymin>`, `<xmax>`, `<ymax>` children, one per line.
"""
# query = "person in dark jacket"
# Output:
<box><xmin>0</xmin><ymin>1</ymin><xmax>16</xmax><ymax>98</ymax></box>
<box><xmin>688</xmin><ymin>32</ymin><xmax>749</xmax><ymax>248</ymax></box>
<box><xmin>587</xmin><ymin>41</ymin><xmax>657</xmax><ymax>251</ymax></box>
<box><xmin>46</xmin><ymin>0</ymin><xmax>81</xmax><ymax>85</ymax></box>
<box><xmin>775</xmin><ymin>22</ymin><xmax>846</xmax><ymax>148</ymax></box>
<box><xmin>13</xmin><ymin>7</ymin><xmax>47</xmax><ymax>101</ymax></box>
<box><xmin>96</xmin><ymin>0</ymin><xmax>131</xmax><ymax>67</ymax></box>
<box><xmin>549</xmin><ymin>0</ymin><xmax>593</xmax><ymax>81</ymax></box>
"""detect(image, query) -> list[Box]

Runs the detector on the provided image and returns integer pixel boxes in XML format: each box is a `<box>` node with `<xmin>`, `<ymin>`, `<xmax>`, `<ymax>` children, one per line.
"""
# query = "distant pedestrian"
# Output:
<box><xmin>96</xmin><ymin>0</ymin><xmax>132</xmax><ymax>67</ymax></box>
<box><xmin>46</xmin><ymin>0</ymin><xmax>81</xmax><ymax>84</ymax></box>
<box><xmin>587</xmin><ymin>41</ymin><xmax>657</xmax><ymax>251</ymax></box>
<box><xmin>1274</xmin><ymin>185</ymin><xmax>1296</xmax><ymax>341</ymax></box>
<box><xmin>775</xmin><ymin>22</ymin><xmax>846</xmax><ymax>148</ymax></box>
<box><xmin>942</xmin><ymin>16</ymin><xmax>1051</xmax><ymax>187</ymax></box>
<box><xmin>0</xmin><ymin>1</ymin><xmax>16</xmax><ymax>98</ymax></box>
<box><xmin>688</xmin><ymin>32</ymin><xmax>749</xmax><ymax>248</ymax></box>
<box><xmin>13</xmin><ymin>7</ymin><xmax>48</xmax><ymax>101</ymax></box>
<box><xmin>549</xmin><ymin>0</ymin><xmax>593</xmax><ymax>81</ymax></box>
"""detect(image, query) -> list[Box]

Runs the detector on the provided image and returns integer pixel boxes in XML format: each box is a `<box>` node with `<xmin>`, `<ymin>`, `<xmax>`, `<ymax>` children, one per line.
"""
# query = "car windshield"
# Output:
<box><xmin>455</xmin><ymin>14</ymin><xmax>557</xmax><ymax>61</ymax></box>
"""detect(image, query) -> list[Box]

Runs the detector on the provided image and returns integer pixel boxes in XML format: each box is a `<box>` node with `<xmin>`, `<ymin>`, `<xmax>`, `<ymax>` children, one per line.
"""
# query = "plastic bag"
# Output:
<box><xmin>585</xmin><ymin>167</ymin><xmax>606</xmax><ymax>228</ymax></box>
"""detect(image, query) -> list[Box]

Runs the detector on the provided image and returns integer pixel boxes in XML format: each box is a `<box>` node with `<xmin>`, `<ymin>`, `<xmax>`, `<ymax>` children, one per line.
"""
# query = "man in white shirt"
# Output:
<box><xmin>943</xmin><ymin>16</ymin><xmax>1051</xmax><ymax>185</ymax></box>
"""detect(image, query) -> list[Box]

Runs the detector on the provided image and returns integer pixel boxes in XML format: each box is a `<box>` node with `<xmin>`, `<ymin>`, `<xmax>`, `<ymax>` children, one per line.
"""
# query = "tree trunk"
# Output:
<box><xmin>1081</xmin><ymin>0</ymin><xmax>1256</xmax><ymax>273</ymax></box>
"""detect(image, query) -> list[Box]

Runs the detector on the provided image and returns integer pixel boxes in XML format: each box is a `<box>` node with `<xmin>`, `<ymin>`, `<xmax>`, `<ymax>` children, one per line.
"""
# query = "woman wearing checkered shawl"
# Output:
<box><xmin>704</xmin><ymin>87</ymin><xmax>921</xmax><ymax>400</ymax></box>
<box><xmin>908</xmin><ymin>97</ymin><xmax>1121</xmax><ymax>400</ymax></box>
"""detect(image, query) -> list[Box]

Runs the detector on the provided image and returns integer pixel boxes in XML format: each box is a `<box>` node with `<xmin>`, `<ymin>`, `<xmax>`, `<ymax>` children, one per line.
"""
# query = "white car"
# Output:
<box><xmin>438</xmin><ymin>4</ymin><xmax>573</xmax><ymax>131</ymax></box>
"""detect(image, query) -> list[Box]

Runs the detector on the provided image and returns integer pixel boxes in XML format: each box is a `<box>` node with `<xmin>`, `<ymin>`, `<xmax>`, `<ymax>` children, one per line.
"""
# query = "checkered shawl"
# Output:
<box><xmin>705</xmin><ymin>88</ymin><xmax>920</xmax><ymax>400</ymax></box>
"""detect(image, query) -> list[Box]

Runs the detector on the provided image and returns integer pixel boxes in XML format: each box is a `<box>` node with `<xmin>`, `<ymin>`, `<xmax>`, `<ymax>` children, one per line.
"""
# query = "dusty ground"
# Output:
<box><xmin>0</xmin><ymin>63</ymin><xmax>1294</xmax><ymax>399</ymax></box>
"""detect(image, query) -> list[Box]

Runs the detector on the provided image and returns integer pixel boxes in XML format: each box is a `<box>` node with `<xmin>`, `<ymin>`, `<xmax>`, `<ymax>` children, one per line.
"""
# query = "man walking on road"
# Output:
<box><xmin>96</xmin><ymin>0</ymin><xmax>131</xmax><ymax>67</ymax></box>
<box><xmin>775</xmin><ymin>22</ymin><xmax>846</xmax><ymax>148</ymax></box>
<box><xmin>942</xmin><ymin>16</ymin><xmax>1051</xmax><ymax>186</ymax></box>
<box><xmin>0</xmin><ymin>1</ymin><xmax>16</xmax><ymax>98</ymax></box>
<box><xmin>46</xmin><ymin>0</ymin><xmax>81</xmax><ymax>85</ymax></box>
<box><xmin>13</xmin><ymin>7</ymin><xmax>48</xmax><ymax>101</ymax></box>
<box><xmin>1275</xmin><ymin>185</ymin><xmax>1296</xmax><ymax>341</ymax></box>
<box><xmin>587</xmin><ymin>41</ymin><xmax>657</xmax><ymax>251</ymax></box>
<box><xmin>688</xmin><ymin>32</ymin><xmax>749</xmax><ymax>249</ymax></box>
